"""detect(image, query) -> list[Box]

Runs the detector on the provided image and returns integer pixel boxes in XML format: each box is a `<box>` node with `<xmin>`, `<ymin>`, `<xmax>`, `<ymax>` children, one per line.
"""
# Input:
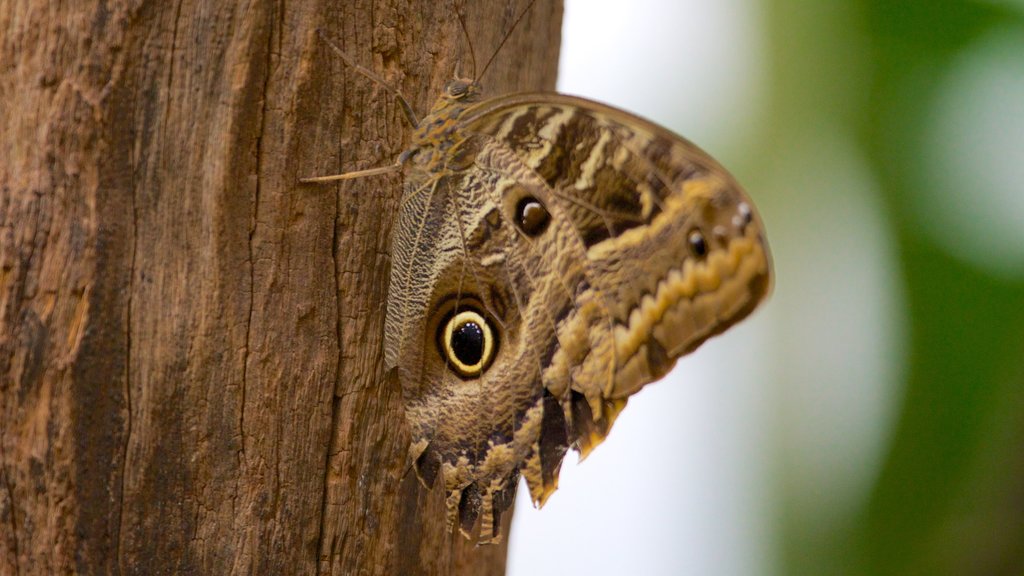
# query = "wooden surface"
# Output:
<box><xmin>0</xmin><ymin>1</ymin><xmax>562</xmax><ymax>574</ymax></box>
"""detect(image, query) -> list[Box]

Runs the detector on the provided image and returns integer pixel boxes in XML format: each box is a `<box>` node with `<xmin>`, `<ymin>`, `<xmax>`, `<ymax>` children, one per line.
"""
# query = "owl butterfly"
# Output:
<box><xmin>304</xmin><ymin>1</ymin><xmax>772</xmax><ymax>544</ymax></box>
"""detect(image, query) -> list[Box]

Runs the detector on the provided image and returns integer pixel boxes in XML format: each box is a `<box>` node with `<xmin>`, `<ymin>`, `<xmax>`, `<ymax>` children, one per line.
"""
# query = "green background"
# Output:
<box><xmin>763</xmin><ymin>1</ymin><xmax>1024</xmax><ymax>573</ymax></box>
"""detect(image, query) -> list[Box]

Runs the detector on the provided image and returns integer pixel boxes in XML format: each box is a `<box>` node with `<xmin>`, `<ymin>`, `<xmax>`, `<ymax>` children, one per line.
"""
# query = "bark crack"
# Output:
<box><xmin>242</xmin><ymin>1</ymin><xmax>277</xmax><ymax>469</ymax></box>
<box><xmin>116</xmin><ymin>160</ymin><xmax>137</xmax><ymax>572</ymax></box>
<box><xmin>1</xmin><ymin>454</ymin><xmax>20</xmax><ymax>576</ymax></box>
<box><xmin>117</xmin><ymin>0</ymin><xmax>183</xmax><ymax>565</ymax></box>
<box><xmin>162</xmin><ymin>1</ymin><xmax>185</xmax><ymax>126</ymax></box>
<box><xmin>314</xmin><ymin>178</ymin><xmax>345</xmax><ymax>575</ymax></box>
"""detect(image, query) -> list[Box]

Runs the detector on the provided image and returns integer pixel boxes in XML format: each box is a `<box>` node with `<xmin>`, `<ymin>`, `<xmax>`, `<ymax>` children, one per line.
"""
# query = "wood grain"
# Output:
<box><xmin>0</xmin><ymin>1</ymin><xmax>561</xmax><ymax>574</ymax></box>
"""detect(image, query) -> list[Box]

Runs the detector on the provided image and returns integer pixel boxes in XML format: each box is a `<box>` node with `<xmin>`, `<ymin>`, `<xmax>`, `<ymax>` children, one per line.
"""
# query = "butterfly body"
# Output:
<box><xmin>382</xmin><ymin>77</ymin><xmax>772</xmax><ymax>543</ymax></box>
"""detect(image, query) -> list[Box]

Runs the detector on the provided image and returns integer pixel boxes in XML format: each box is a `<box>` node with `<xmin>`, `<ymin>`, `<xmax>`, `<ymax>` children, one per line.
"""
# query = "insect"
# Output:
<box><xmin>304</xmin><ymin>1</ymin><xmax>772</xmax><ymax>544</ymax></box>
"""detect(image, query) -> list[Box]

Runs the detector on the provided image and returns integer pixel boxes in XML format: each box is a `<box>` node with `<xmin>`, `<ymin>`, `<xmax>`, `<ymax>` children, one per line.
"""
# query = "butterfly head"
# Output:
<box><xmin>406</xmin><ymin>78</ymin><xmax>484</xmax><ymax>165</ymax></box>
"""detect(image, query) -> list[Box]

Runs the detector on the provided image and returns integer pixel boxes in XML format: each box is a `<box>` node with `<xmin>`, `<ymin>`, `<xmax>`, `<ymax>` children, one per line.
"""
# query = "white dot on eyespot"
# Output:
<box><xmin>916</xmin><ymin>27</ymin><xmax>1024</xmax><ymax>278</ymax></box>
<box><xmin>739</xmin><ymin>202</ymin><xmax>752</xmax><ymax>222</ymax></box>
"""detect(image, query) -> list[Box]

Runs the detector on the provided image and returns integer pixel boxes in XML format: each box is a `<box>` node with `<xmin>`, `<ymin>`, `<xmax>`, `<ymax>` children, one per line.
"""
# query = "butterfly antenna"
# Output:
<box><xmin>475</xmin><ymin>0</ymin><xmax>540</xmax><ymax>84</ymax></box>
<box><xmin>299</xmin><ymin>163</ymin><xmax>402</xmax><ymax>184</ymax></box>
<box><xmin>316</xmin><ymin>29</ymin><xmax>419</xmax><ymax>127</ymax></box>
<box><xmin>456</xmin><ymin>9</ymin><xmax>478</xmax><ymax>79</ymax></box>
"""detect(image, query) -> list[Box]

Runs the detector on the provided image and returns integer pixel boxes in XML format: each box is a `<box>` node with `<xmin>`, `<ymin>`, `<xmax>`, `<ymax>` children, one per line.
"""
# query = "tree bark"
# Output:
<box><xmin>0</xmin><ymin>1</ymin><xmax>562</xmax><ymax>574</ymax></box>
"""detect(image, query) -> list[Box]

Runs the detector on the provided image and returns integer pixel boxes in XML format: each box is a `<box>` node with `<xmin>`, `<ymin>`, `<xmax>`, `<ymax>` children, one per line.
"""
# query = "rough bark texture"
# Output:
<box><xmin>0</xmin><ymin>1</ymin><xmax>562</xmax><ymax>574</ymax></box>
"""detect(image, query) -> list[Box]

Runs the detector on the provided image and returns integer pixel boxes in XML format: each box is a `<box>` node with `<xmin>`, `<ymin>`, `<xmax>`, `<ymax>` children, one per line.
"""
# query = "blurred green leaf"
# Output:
<box><xmin>766</xmin><ymin>0</ymin><xmax>1024</xmax><ymax>574</ymax></box>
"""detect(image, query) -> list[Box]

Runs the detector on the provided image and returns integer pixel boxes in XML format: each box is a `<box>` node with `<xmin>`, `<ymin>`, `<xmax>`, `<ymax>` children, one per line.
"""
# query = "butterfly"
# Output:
<box><xmin>303</xmin><ymin>2</ymin><xmax>772</xmax><ymax>544</ymax></box>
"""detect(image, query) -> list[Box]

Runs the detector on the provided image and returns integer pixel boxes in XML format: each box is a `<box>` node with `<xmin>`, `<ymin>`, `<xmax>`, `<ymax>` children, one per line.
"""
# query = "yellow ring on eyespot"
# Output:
<box><xmin>442</xmin><ymin>310</ymin><xmax>494</xmax><ymax>378</ymax></box>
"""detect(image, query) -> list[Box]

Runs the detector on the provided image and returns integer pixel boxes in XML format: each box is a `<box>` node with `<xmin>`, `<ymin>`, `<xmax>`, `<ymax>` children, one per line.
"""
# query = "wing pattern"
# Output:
<box><xmin>384</xmin><ymin>93</ymin><xmax>771</xmax><ymax>543</ymax></box>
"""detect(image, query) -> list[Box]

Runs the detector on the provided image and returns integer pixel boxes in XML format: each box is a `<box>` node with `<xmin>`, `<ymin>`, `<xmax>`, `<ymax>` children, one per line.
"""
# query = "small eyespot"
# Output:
<box><xmin>515</xmin><ymin>197</ymin><xmax>550</xmax><ymax>236</ymax></box>
<box><xmin>689</xmin><ymin>230</ymin><xmax>708</xmax><ymax>257</ymax></box>
<box><xmin>440</xmin><ymin>309</ymin><xmax>497</xmax><ymax>378</ymax></box>
<box><xmin>738</xmin><ymin>202</ymin><xmax>753</xmax><ymax>226</ymax></box>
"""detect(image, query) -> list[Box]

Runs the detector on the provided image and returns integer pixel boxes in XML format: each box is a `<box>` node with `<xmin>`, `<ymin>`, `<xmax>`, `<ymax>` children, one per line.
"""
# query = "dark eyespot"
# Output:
<box><xmin>451</xmin><ymin>321</ymin><xmax>483</xmax><ymax>366</ymax></box>
<box><xmin>738</xmin><ymin>202</ymin><xmax>753</xmax><ymax>227</ymax></box>
<box><xmin>515</xmin><ymin>197</ymin><xmax>550</xmax><ymax>236</ymax></box>
<box><xmin>439</xmin><ymin>310</ymin><xmax>497</xmax><ymax>378</ymax></box>
<box><xmin>689</xmin><ymin>230</ymin><xmax>708</xmax><ymax>257</ymax></box>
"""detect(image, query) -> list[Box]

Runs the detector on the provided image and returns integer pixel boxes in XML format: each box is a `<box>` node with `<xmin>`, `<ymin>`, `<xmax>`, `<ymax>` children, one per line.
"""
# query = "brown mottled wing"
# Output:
<box><xmin>384</xmin><ymin>94</ymin><xmax>771</xmax><ymax>543</ymax></box>
<box><xmin>462</xmin><ymin>94</ymin><xmax>771</xmax><ymax>401</ymax></box>
<box><xmin>384</xmin><ymin>155</ymin><xmax>578</xmax><ymax>543</ymax></box>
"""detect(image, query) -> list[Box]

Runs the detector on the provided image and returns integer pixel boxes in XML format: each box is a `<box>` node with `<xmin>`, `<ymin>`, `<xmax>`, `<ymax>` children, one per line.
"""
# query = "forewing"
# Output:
<box><xmin>463</xmin><ymin>93</ymin><xmax>772</xmax><ymax>400</ymax></box>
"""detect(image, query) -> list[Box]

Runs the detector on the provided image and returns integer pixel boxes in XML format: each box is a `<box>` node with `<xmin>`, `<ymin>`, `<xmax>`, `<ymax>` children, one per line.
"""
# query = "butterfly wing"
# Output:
<box><xmin>462</xmin><ymin>93</ymin><xmax>772</xmax><ymax>394</ymax></box>
<box><xmin>384</xmin><ymin>94</ymin><xmax>771</xmax><ymax>543</ymax></box>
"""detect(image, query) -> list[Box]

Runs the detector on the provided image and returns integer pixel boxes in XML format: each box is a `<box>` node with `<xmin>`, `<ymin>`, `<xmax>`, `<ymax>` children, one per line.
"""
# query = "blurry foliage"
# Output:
<box><xmin>766</xmin><ymin>0</ymin><xmax>1024</xmax><ymax>574</ymax></box>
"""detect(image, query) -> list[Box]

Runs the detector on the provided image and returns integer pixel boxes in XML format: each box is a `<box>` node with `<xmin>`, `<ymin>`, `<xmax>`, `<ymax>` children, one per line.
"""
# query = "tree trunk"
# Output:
<box><xmin>0</xmin><ymin>0</ymin><xmax>562</xmax><ymax>574</ymax></box>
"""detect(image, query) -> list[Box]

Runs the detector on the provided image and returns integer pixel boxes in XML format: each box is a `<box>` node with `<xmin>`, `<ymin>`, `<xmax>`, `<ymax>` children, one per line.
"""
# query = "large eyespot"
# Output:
<box><xmin>439</xmin><ymin>309</ymin><xmax>497</xmax><ymax>378</ymax></box>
